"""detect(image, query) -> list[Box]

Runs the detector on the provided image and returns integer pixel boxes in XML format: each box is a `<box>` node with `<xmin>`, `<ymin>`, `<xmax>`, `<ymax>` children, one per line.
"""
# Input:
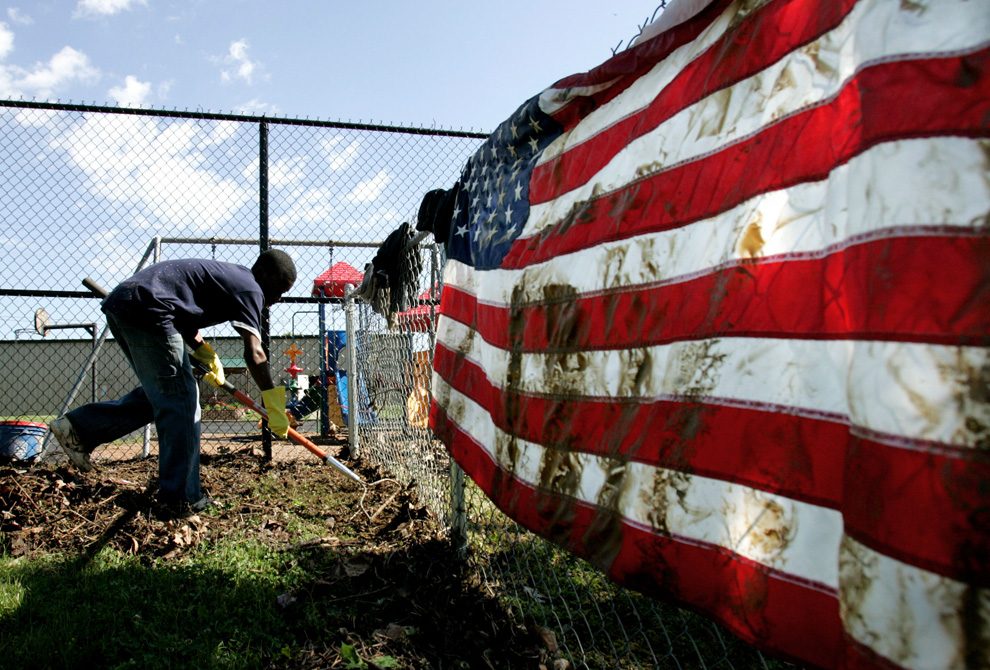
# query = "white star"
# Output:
<box><xmin>499</xmin><ymin>223</ymin><xmax>518</xmax><ymax>243</ymax></box>
<box><xmin>471</xmin><ymin>194</ymin><xmax>481</xmax><ymax>209</ymax></box>
<box><xmin>510</xmin><ymin>123</ymin><xmax>519</xmax><ymax>139</ymax></box>
<box><xmin>482</xmin><ymin>223</ymin><xmax>498</xmax><ymax>246</ymax></box>
<box><xmin>530</xmin><ymin>117</ymin><xmax>543</xmax><ymax>133</ymax></box>
<box><xmin>514</xmin><ymin>182</ymin><xmax>524</xmax><ymax>201</ymax></box>
<box><xmin>529</xmin><ymin>136</ymin><xmax>540</xmax><ymax>152</ymax></box>
<box><xmin>486</xmin><ymin>191</ymin><xmax>495</xmax><ymax>208</ymax></box>
<box><xmin>452</xmin><ymin>203</ymin><xmax>462</xmax><ymax>219</ymax></box>
<box><xmin>472</xmin><ymin>210</ymin><xmax>482</xmax><ymax>225</ymax></box>
<box><xmin>498</xmin><ymin>190</ymin><xmax>507</xmax><ymax>206</ymax></box>
<box><xmin>504</xmin><ymin>204</ymin><xmax>514</xmax><ymax>221</ymax></box>
<box><xmin>455</xmin><ymin>224</ymin><xmax>469</xmax><ymax>237</ymax></box>
<box><xmin>507</xmin><ymin>144</ymin><xmax>517</xmax><ymax>158</ymax></box>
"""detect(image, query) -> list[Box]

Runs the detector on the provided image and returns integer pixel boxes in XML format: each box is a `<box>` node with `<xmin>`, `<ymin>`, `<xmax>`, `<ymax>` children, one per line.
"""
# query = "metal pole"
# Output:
<box><xmin>344</xmin><ymin>287</ymin><xmax>359</xmax><ymax>457</ymax></box>
<box><xmin>143</xmin><ymin>238</ymin><xmax>161</xmax><ymax>457</ymax></box>
<box><xmin>318</xmin><ymin>299</ymin><xmax>330</xmax><ymax>438</ymax></box>
<box><xmin>259</xmin><ymin>120</ymin><xmax>272</xmax><ymax>460</ymax></box>
<box><xmin>451</xmin><ymin>462</ymin><xmax>467</xmax><ymax>557</ymax></box>
<box><xmin>90</xmin><ymin>326</ymin><xmax>98</xmax><ymax>403</ymax></box>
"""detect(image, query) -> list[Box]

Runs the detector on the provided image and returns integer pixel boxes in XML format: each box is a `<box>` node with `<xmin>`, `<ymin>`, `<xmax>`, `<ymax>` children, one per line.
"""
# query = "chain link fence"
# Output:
<box><xmin>1</xmin><ymin>100</ymin><xmax>778</xmax><ymax>669</ymax></box>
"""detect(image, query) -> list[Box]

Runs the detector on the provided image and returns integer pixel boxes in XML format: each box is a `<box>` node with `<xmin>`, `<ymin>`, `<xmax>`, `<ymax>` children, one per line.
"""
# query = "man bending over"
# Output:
<box><xmin>51</xmin><ymin>249</ymin><xmax>296</xmax><ymax>516</ymax></box>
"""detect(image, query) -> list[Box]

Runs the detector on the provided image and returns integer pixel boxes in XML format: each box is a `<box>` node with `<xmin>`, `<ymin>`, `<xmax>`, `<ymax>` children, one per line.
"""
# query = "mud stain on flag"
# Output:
<box><xmin>838</xmin><ymin>534</ymin><xmax>990</xmax><ymax>667</ymax></box>
<box><xmin>641</xmin><ymin>469</ymin><xmax>694</xmax><ymax>536</ymax></box>
<box><xmin>737</xmin><ymin>220</ymin><xmax>766</xmax><ymax>260</ymax></box>
<box><xmin>666</xmin><ymin>340</ymin><xmax>727</xmax><ymax>397</ymax></box>
<box><xmin>944</xmin><ymin>355</ymin><xmax>990</xmax><ymax>449</ymax></box>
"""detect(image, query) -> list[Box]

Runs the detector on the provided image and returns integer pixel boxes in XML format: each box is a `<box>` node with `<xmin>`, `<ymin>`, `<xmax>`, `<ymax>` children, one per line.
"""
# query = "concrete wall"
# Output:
<box><xmin>0</xmin><ymin>335</ymin><xmax>324</xmax><ymax>419</ymax></box>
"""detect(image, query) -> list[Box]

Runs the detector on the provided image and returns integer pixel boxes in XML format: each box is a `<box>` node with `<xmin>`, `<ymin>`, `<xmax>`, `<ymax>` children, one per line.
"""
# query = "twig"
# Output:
<box><xmin>10</xmin><ymin>478</ymin><xmax>39</xmax><ymax>509</ymax></box>
<box><xmin>368</xmin><ymin>489</ymin><xmax>401</xmax><ymax>523</ymax></box>
<box><xmin>279</xmin><ymin>536</ymin><xmax>347</xmax><ymax>552</ymax></box>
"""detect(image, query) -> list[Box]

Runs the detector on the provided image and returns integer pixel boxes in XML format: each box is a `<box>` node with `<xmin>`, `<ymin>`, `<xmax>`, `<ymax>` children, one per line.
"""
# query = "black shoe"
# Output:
<box><xmin>152</xmin><ymin>495</ymin><xmax>192</xmax><ymax>521</ymax></box>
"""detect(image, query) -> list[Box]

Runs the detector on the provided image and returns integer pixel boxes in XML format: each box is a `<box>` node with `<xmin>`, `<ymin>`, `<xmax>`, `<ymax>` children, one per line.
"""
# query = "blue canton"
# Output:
<box><xmin>447</xmin><ymin>95</ymin><xmax>563</xmax><ymax>270</ymax></box>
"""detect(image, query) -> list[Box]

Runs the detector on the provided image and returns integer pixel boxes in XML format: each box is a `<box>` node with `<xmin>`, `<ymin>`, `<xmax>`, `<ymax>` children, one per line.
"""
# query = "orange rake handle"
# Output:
<box><xmin>82</xmin><ymin>278</ymin><xmax>364</xmax><ymax>485</ymax></box>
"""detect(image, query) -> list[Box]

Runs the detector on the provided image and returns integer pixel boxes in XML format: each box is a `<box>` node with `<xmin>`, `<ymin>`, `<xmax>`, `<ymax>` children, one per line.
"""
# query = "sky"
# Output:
<box><xmin>0</xmin><ymin>0</ymin><xmax>666</xmax><ymax>132</ymax></box>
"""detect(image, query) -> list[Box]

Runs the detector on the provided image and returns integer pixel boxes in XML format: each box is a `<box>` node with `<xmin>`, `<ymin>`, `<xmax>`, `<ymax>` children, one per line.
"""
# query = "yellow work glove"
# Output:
<box><xmin>261</xmin><ymin>387</ymin><xmax>290</xmax><ymax>438</ymax></box>
<box><xmin>192</xmin><ymin>342</ymin><xmax>225</xmax><ymax>388</ymax></box>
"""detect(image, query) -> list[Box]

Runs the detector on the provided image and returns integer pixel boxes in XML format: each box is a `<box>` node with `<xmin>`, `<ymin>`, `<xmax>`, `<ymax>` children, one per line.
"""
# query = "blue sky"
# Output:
<box><xmin>0</xmin><ymin>1</ymin><xmax>664</xmax><ymax>132</ymax></box>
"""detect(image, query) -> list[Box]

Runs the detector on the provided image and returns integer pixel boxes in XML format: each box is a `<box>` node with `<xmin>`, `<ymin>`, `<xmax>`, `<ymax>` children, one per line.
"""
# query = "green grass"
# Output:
<box><xmin>0</xmin><ymin>542</ymin><xmax>301</xmax><ymax>670</ymax></box>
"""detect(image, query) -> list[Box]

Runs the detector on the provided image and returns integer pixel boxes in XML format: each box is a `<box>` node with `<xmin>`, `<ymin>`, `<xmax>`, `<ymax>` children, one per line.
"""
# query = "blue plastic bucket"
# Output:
<box><xmin>0</xmin><ymin>421</ymin><xmax>48</xmax><ymax>459</ymax></box>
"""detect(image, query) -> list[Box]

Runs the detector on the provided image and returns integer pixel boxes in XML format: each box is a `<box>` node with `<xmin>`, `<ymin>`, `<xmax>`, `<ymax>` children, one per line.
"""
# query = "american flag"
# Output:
<box><xmin>429</xmin><ymin>0</ymin><xmax>990</xmax><ymax>667</ymax></box>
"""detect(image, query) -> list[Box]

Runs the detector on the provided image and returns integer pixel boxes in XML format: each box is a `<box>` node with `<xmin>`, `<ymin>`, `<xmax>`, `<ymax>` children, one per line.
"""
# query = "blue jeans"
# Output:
<box><xmin>66</xmin><ymin>312</ymin><xmax>202</xmax><ymax>503</ymax></box>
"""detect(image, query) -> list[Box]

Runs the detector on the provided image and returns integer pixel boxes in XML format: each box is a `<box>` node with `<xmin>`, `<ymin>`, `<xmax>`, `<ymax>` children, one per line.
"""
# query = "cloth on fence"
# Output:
<box><xmin>360</xmin><ymin>221</ymin><xmax>424</xmax><ymax>327</ymax></box>
<box><xmin>416</xmin><ymin>182</ymin><xmax>461</xmax><ymax>245</ymax></box>
<box><xmin>427</xmin><ymin>0</ymin><xmax>990</xmax><ymax>668</ymax></box>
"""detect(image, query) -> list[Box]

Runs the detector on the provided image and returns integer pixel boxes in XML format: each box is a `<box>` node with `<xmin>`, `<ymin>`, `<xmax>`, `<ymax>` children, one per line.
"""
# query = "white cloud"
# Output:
<box><xmin>108</xmin><ymin>75</ymin><xmax>151</xmax><ymax>107</ymax></box>
<box><xmin>234</xmin><ymin>98</ymin><xmax>278</xmax><ymax>116</ymax></box>
<box><xmin>347</xmin><ymin>170</ymin><xmax>391</xmax><ymax>202</ymax></box>
<box><xmin>269</xmin><ymin>158</ymin><xmax>307</xmax><ymax>187</ymax></box>
<box><xmin>14</xmin><ymin>107</ymin><xmax>62</xmax><ymax>128</ymax></box>
<box><xmin>75</xmin><ymin>0</ymin><xmax>147</xmax><ymax>18</ymax></box>
<box><xmin>0</xmin><ymin>42</ymin><xmax>100</xmax><ymax>99</ymax></box>
<box><xmin>51</xmin><ymin>115</ymin><xmax>252</xmax><ymax>231</ymax></box>
<box><xmin>7</xmin><ymin>9</ymin><xmax>33</xmax><ymax>26</ymax></box>
<box><xmin>0</xmin><ymin>21</ymin><xmax>14</xmax><ymax>61</ymax></box>
<box><xmin>323</xmin><ymin>136</ymin><xmax>361</xmax><ymax>171</ymax></box>
<box><xmin>220</xmin><ymin>38</ymin><xmax>261</xmax><ymax>84</ymax></box>
<box><xmin>198</xmin><ymin>120</ymin><xmax>240</xmax><ymax>148</ymax></box>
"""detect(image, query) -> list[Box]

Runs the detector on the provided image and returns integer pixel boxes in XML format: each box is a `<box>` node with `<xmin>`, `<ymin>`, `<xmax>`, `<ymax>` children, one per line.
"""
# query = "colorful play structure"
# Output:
<box><xmin>307</xmin><ymin>261</ymin><xmax>436</xmax><ymax>436</ymax></box>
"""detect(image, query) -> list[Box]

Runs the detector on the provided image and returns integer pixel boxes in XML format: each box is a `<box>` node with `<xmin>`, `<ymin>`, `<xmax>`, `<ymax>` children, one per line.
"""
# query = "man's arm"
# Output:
<box><xmin>240</xmin><ymin>329</ymin><xmax>291</xmax><ymax>438</ymax></box>
<box><xmin>240</xmin><ymin>330</ymin><xmax>276</xmax><ymax>391</ymax></box>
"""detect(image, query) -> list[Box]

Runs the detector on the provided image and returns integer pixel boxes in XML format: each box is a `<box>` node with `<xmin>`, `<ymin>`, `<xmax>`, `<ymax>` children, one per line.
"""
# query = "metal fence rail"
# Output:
<box><xmin>0</xmin><ymin>101</ymin><xmax>779</xmax><ymax>669</ymax></box>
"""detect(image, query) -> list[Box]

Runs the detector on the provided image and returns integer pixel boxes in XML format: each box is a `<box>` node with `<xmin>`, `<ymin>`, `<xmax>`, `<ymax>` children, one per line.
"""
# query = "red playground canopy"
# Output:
<box><xmin>312</xmin><ymin>261</ymin><xmax>364</xmax><ymax>298</ymax></box>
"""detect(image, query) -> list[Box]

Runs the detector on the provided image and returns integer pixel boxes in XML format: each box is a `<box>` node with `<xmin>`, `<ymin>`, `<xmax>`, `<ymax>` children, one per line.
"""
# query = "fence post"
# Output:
<box><xmin>259</xmin><ymin>120</ymin><xmax>272</xmax><ymax>460</ymax></box>
<box><xmin>451</xmin><ymin>461</ymin><xmax>467</xmax><ymax>557</ymax></box>
<box><xmin>344</xmin><ymin>286</ymin><xmax>359</xmax><ymax>457</ymax></box>
<box><xmin>142</xmin><ymin>235</ymin><xmax>161</xmax><ymax>458</ymax></box>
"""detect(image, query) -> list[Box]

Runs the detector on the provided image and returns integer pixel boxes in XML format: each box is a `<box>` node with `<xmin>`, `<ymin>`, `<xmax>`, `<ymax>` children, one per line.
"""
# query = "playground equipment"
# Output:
<box><xmin>312</xmin><ymin>262</ymin><xmax>367</xmax><ymax>436</ymax></box>
<box><xmin>33</xmin><ymin>307</ymin><xmax>100</xmax><ymax>403</ymax></box>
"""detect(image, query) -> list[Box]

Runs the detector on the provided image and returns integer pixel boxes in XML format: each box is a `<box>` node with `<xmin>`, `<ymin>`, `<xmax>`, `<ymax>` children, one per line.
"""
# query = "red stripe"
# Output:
<box><xmin>534</xmin><ymin>0</ymin><xmax>858</xmax><ymax>201</ymax></box>
<box><xmin>433</xmin><ymin>343</ymin><xmax>846</xmax><ymax>508</ymax></box>
<box><xmin>545</xmin><ymin>0</ymin><xmax>736</xmax><ymax>132</ymax></box>
<box><xmin>431</xmin><ymin>403</ymin><xmax>843</xmax><ymax>670</ymax></box>
<box><xmin>443</xmin><ymin>234</ymin><xmax>990</xmax><ymax>350</ymax></box>
<box><xmin>842</xmin><ymin>435</ymin><xmax>990</xmax><ymax>586</ymax></box>
<box><xmin>507</xmin><ymin>48</ymin><xmax>990</xmax><ymax>269</ymax></box>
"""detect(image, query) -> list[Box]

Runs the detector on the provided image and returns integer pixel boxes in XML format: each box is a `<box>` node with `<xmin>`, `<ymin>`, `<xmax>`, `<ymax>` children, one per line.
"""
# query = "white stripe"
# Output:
<box><xmin>436</xmin><ymin>316</ymin><xmax>990</xmax><ymax>449</ymax></box>
<box><xmin>434</xmin><ymin>381</ymin><xmax>843</xmax><ymax>589</ymax></box>
<box><xmin>840</xmin><ymin>535</ymin><xmax>989</xmax><ymax>670</ymax></box>
<box><xmin>448</xmin><ymin>137</ymin><xmax>990</xmax><ymax>299</ymax></box>
<box><xmin>528</xmin><ymin>0</ymin><xmax>990</xmax><ymax>236</ymax></box>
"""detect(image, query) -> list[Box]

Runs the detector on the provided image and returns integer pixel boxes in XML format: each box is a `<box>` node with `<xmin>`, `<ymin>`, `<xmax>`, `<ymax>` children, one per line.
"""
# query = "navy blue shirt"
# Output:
<box><xmin>102</xmin><ymin>259</ymin><xmax>264</xmax><ymax>341</ymax></box>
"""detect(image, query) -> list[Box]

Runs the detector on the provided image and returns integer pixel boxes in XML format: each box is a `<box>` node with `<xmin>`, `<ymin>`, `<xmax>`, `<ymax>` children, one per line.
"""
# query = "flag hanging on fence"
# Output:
<box><xmin>428</xmin><ymin>0</ymin><xmax>990</xmax><ymax>667</ymax></box>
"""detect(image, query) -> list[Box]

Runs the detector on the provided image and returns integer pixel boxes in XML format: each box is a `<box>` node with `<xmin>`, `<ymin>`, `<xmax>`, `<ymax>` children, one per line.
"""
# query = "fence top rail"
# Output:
<box><xmin>0</xmin><ymin>98</ymin><xmax>491</xmax><ymax>139</ymax></box>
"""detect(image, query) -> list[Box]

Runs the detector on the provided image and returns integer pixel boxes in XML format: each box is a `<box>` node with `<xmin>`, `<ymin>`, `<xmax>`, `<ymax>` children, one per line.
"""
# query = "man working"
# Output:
<box><xmin>50</xmin><ymin>249</ymin><xmax>296</xmax><ymax>517</ymax></box>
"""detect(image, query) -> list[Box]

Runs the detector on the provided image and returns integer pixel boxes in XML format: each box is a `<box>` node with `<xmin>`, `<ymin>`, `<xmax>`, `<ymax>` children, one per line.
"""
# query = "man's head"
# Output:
<box><xmin>252</xmin><ymin>249</ymin><xmax>296</xmax><ymax>306</ymax></box>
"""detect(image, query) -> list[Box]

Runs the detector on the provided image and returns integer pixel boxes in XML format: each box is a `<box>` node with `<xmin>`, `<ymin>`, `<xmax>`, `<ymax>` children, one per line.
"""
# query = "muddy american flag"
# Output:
<box><xmin>426</xmin><ymin>0</ymin><xmax>990</xmax><ymax>667</ymax></box>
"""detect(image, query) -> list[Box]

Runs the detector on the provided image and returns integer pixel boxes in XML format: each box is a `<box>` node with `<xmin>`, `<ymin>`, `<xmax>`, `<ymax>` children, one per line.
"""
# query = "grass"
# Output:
<box><xmin>0</xmin><ymin>541</ymin><xmax>310</xmax><ymax>669</ymax></box>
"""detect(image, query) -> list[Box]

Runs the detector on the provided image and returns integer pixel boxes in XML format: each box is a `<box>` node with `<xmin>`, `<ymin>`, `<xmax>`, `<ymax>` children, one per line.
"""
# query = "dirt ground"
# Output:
<box><xmin>0</xmin><ymin>436</ymin><xmax>555</xmax><ymax>669</ymax></box>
